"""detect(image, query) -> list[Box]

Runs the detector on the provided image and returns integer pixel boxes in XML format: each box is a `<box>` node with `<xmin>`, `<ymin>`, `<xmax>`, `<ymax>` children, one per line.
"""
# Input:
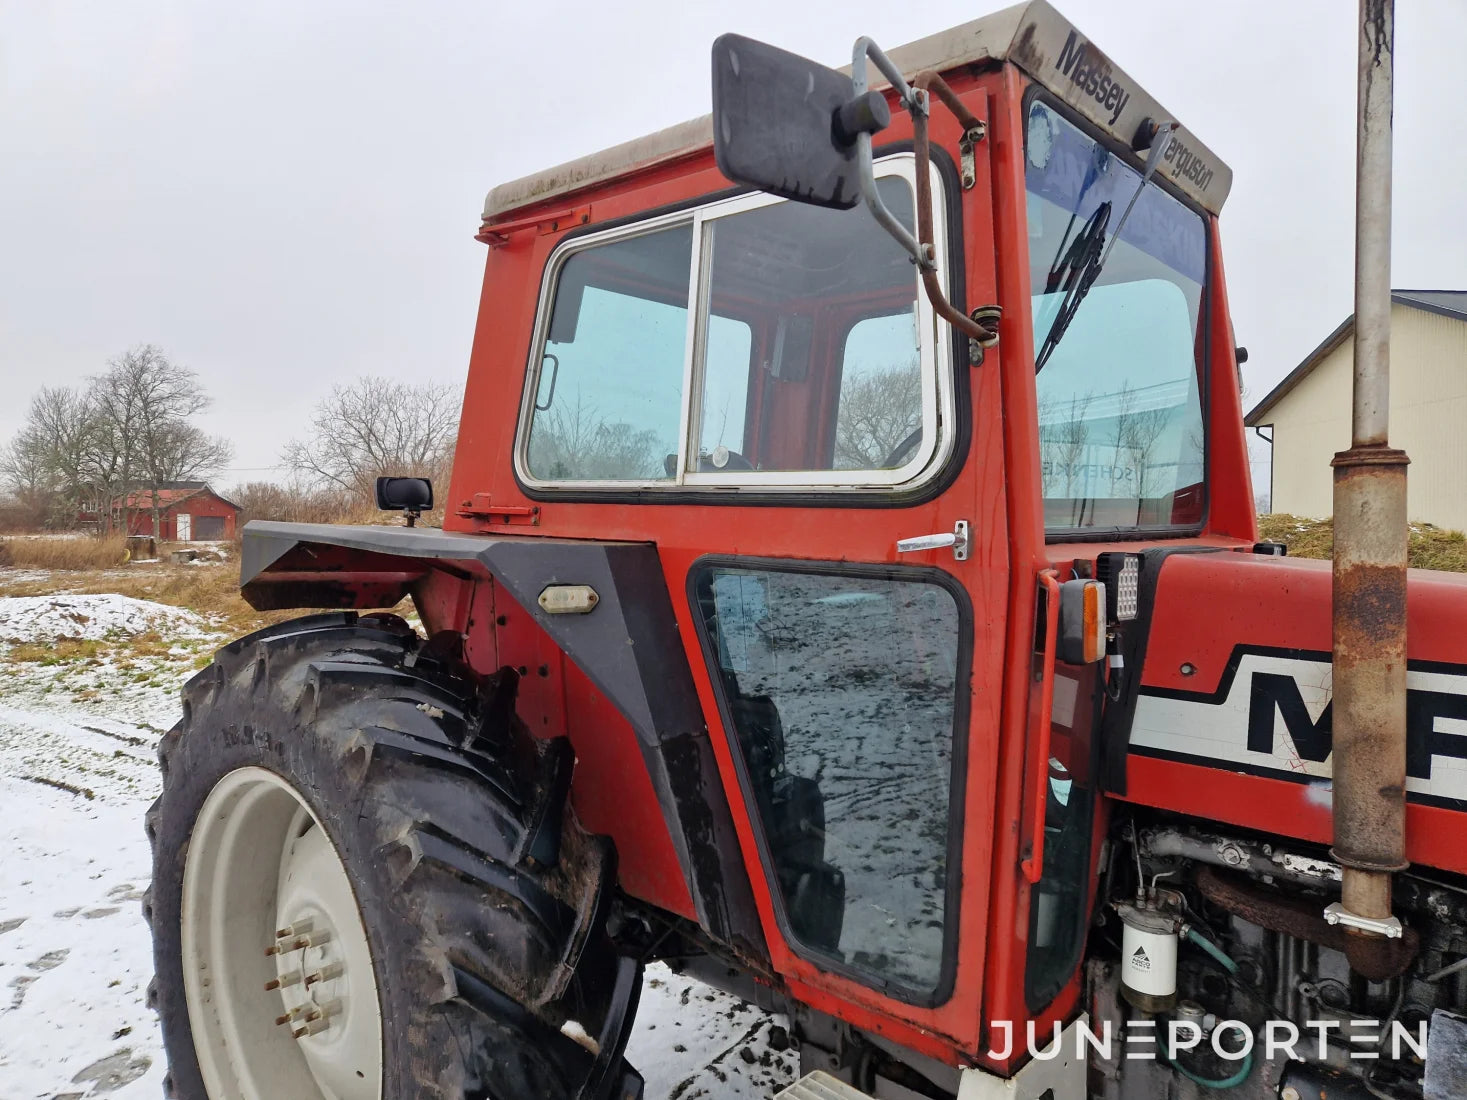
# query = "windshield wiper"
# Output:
<box><xmin>1035</xmin><ymin>201</ymin><xmax>1111</xmax><ymax>371</ymax></box>
<box><xmin>1034</xmin><ymin>123</ymin><xmax>1178</xmax><ymax>372</ymax></box>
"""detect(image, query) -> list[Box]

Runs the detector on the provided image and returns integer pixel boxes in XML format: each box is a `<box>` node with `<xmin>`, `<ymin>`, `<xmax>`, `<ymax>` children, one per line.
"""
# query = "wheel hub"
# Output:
<box><xmin>181</xmin><ymin>767</ymin><xmax>383</xmax><ymax>1100</ymax></box>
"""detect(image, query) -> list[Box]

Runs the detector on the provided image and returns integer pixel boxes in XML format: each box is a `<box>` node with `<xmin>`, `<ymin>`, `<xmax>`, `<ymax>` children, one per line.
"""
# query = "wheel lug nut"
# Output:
<box><xmin>265</xmin><ymin>971</ymin><xmax>304</xmax><ymax>991</ymax></box>
<box><xmin>307</xmin><ymin>998</ymin><xmax>342</xmax><ymax>1021</ymax></box>
<box><xmin>275</xmin><ymin>919</ymin><xmax>313</xmax><ymax>939</ymax></box>
<box><xmin>274</xmin><ymin>1004</ymin><xmax>310</xmax><ymax>1026</ymax></box>
<box><xmin>293</xmin><ymin>1017</ymin><xmax>330</xmax><ymax>1038</ymax></box>
<box><xmin>305</xmin><ymin>963</ymin><xmax>343</xmax><ymax>987</ymax></box>
<box><xmin>293</xmin><ymin>931</ymin><xmax>331</xmax><ymax>950</ymax></box>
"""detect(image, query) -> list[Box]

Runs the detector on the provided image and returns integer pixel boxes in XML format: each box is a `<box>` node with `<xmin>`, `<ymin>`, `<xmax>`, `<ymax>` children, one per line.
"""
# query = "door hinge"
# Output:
<box><xmin>959</xmin><ymin>120</ymin><xmax>987</xmax><ymax>190</ymax></box>
<box><xmin>896</xmin><ymin>520</ymin><xmax>969</xmax><ymax>561</ymax></box>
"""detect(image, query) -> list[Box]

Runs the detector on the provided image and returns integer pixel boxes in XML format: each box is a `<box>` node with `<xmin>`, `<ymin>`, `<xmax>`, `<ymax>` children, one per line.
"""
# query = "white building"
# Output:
<box><xmin>1245</xmin><ymin>290</ymin><xmax>1467</xmax><ymax>530</ymax></box>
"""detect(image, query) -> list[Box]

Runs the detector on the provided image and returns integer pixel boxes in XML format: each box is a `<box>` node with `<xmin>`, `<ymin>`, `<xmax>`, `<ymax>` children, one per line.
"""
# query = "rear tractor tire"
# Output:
<box><xmin>144</xmin><ymin>611</ymin><xmax>644</xmax><ymax>1099</ymax></box>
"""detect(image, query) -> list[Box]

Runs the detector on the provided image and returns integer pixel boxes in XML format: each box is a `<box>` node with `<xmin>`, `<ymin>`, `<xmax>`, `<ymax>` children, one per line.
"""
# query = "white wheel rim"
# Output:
<box><xmin>181</xmin><ymin>767</ymin><xmax>383</xmax><ymax>1100</ymax></box>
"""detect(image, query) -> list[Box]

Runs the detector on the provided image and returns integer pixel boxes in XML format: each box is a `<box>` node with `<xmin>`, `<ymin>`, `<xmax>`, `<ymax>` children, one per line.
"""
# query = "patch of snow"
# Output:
<box><xmin>629</xmin><ymin>967</ymin><xmax>796</xmax><ymax>1097</ymax></box>
<box><xmin>0</xmin><ymin>776</ymin><xmax>164</xmax><ymax>1099</ymax></box>
<box><xmin>0</xmin><ymin>569</ymin><xmax>54</xmax><ymax>587</ymax></box>
<box><xmin>0</xmin><ymin>594</ymin><xmax>210</xmax><ymax>643</ymax></box>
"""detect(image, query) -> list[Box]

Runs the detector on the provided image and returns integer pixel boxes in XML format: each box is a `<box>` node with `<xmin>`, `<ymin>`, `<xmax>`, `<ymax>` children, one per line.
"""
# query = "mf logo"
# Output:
<box><xmin>1247</xmin><ymin>673</ymin><xmax>1467</xmax><ymax>782</ymax></box>
<box><xmin>1130</xmin><ymin>651</ymin><xmax>1467</xmax><ymax>805</ymax></box>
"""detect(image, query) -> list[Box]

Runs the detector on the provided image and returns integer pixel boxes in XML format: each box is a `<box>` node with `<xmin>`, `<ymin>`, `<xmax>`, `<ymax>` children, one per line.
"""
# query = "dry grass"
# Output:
<box><xmin>0</xmin><ymin>535</ymin><xmax>129</xmax><ymax>570</ymax></box>
<box><xmin>6</xmin><ymin>638</ymin><xmax>106</xmax><ymax>665</ymax></box>
<box><xmin>1257</xmin><ymin>514</ymin><xmax>1467</xmax><ymax>573</ymax></box>
<box><xmin>0</xmin><ymin>559</ymin><xmax>296</xmax><ymax>637</ymax></box>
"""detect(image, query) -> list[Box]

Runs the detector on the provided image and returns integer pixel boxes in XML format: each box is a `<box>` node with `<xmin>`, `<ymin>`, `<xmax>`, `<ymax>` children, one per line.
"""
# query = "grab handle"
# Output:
<box><xmin>1021</xmin><ymin>572</ymin><xmax>1060</xmax><ymax>884</ymax></box>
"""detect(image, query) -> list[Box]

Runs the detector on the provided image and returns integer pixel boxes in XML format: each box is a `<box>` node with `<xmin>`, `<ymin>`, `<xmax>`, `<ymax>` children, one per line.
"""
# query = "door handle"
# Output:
<box><xmin>896</xmin><ymin>520</ymin><xmax>969</xmax><ymax>561</ymax></box>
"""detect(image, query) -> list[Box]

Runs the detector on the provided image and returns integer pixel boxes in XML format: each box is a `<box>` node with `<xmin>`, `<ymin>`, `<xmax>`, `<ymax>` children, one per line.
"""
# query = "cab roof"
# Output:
<box><xmin>483</xmin><ymin>0</ymin><xmax>1231</xmax><ymax>224</ymax></box>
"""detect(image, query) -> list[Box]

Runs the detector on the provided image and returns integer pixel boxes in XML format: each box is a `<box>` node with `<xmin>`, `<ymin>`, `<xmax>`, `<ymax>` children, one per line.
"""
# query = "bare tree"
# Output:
<box><xmin>832</xmin><ymin>366</ymin><xmax>922</xmax><ymax>469</ymax></box>
<box><xmin>90</xmin><ymin>346</ymin><xmax>234</xmax><ymax>536</ymax></box>
<box><xmin>283</xmin><ymin>377</ymin><xmax>459</xmax><ymax>498</ymax></box>
<box><xmin>527</xmin><ymin>394</ymin><xmax>662</xmax><ymax>480</ymax></box>
<box><xmin>1110</xmin><ymin>383</ymin><xmax>1174</xmax><ymax>523</ymax></box>
<box><xmin>0</xmin><ymin>434</ymin><xmax>56</xmax><ymax>519</ymax></box>
<box><xmin>2</xmin><ymin>348</ymin><xmax>232</xmax><ymax>534</ymax></box>
<box><xmin>1038</xmin><ymin>391</ymin><xmax>1095</xmax><ymax>525</ymax></box>
<box><xmin>3</xmin><ymin>387</ymin><xmax>102</xmax><ymax>526</ymax></box>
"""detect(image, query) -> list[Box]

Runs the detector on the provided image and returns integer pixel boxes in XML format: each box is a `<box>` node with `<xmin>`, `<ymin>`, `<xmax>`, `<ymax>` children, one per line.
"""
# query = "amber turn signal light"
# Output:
<box><xmin>1058</xmin><ymin>578</ymin><xmax>1108</xmax><ymax>665</ymax></box>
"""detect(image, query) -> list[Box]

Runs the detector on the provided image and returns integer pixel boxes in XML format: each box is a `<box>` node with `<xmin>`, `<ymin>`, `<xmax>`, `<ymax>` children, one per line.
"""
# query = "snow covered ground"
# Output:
<box><xmin>0</xmin><ymin>584</ymin><xmax>794</xmax><ymax>1099</ymax></box>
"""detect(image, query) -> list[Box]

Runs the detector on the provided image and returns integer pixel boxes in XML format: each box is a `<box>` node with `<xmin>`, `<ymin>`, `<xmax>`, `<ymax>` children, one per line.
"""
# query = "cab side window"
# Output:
<box><xmin>526</xmin><ymin>225</ymin><xmax>693</xmax><ymax>482</ymax></box>
<box><xmin>519</xmin><ymin>155</ymin><xmax>951</xmax><ymax>492</ymax></box>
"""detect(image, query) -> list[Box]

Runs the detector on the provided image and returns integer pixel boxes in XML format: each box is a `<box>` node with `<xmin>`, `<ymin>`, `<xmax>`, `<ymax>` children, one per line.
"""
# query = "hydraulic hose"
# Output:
<box><xmin>1185</xmin><ymin>926</ymin><xmax>1240</xmax><ymax>975</ymax></box>
<box><xmin>1163</xmin><ymin>927</ymin><xmax>1253</xmax><ymax>1089</ymax></box>
<box><xmin>1166</xmin><ymin>1048</ymin><xmax>1254</xmax><ymax>1091</ymax></box>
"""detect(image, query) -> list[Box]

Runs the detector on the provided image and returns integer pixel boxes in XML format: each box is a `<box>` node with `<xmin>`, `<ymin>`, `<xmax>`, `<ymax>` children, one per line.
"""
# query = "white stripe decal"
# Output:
<box><xmin>1130</xmin><ymin>653</ymin><xmax>1467</xmax><ymax>806</ymax></box>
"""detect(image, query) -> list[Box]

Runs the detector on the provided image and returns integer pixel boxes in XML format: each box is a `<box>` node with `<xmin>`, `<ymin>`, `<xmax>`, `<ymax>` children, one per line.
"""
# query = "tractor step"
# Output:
<box><xmin>774</xmin><ymin>1071</ymin><xmax>875</xmax><ymax>1099</ymax></box>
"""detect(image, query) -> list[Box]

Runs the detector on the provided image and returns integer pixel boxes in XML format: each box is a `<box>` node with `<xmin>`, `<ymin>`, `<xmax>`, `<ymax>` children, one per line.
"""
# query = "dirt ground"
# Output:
<box><xmin>0</xmin><ymin>556</ymin><xmax>795</xmax><ymax>1099</ymax></box>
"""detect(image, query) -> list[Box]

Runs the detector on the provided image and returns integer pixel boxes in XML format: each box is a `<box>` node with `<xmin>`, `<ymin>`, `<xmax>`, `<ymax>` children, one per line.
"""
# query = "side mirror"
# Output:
<box><xmin>710</xmin><ymin>33</ymin><xmax>889</xmax><ymax>209</ymax></box>
<box><xmin>711</xmin><ymin>31</ymin><xmax>996</xmax><ymax>354</ymax></box>
<box><xmin>375</xmin><ymin>476</ymin><xmax>433</xmax><ymax>527</ymax></box>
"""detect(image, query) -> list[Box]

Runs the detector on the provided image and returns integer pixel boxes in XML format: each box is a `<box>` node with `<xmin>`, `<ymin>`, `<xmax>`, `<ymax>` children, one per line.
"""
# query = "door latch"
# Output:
<box><xmin>896</xmin><ymin>520</ymin><xmax>969</xmax><ymax>561</ymax></box>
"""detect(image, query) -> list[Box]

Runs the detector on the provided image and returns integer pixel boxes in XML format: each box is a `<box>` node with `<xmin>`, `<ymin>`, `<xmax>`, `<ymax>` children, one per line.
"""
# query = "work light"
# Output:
<box><xmin>1097</xmin><ymin>552</ymin><xmax>1142</xmax><ymax>623</ymax></box>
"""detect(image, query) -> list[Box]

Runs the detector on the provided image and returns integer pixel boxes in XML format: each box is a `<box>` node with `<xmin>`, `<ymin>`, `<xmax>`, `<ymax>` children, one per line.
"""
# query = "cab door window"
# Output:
<box><xmin>692</xmin><ymin>562</ymin><xmax>968</xmax><ymax>998</ymax></box>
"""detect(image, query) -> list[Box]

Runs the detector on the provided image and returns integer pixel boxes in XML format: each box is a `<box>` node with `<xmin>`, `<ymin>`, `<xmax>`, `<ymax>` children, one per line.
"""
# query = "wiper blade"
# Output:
<box><xmin>1034</xmin><ymin>202</ymin><xmax>1110</xmax><ymax>371</ymax></box>
<box><xmin>1033</xmin><ymin>124</ymin><xmax>1178</xmax><ymax>372</ymax></box>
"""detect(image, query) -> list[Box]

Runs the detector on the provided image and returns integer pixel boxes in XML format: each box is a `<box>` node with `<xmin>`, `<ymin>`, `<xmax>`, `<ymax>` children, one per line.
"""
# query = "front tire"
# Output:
<box><xmin>145</xmin><ymin>612</ymin><xmax>643</xmax><ymax>1099</ymax></box>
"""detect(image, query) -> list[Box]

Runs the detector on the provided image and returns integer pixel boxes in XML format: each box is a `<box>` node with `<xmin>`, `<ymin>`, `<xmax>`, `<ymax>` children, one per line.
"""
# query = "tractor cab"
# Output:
<box><xmin>216</xmin><ymin>3</ymin><xmax>1301</xmax><ymax>1099</ymax></box>
<box><xmin>446</xmin><ymin>0</ymin><xmax>1248</xmax><ymax>1082</ymax></box>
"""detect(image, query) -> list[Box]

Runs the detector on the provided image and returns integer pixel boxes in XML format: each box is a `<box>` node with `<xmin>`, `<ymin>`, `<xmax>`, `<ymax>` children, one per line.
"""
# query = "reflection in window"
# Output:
<box><xmin>522</xmin><ymin>158</ymin><xmax>946</xmax><ymax>488</ymax></box>
<box><xmin>694</xmin><ymin>565</ymin><xmax>962</xmax><ymax>992</ymax></box>
<box><xmin>1025</xmin><ymin>101</ymin><xmax>1208</xmax><ymax>529</ymax></box>
<box><xmin>526</xmin><ymin>226</ymin><xmax>693</xmax><ymax>481</ymax></box>
<box><xmin>835</xmin><ymin>310</ymin><xmax>921</xmax><ymax>470</ymax></box>
<box><xmin>697</xmin><ymin>318</ymin><xmax>755</xmax><ymax>464</ymax></box>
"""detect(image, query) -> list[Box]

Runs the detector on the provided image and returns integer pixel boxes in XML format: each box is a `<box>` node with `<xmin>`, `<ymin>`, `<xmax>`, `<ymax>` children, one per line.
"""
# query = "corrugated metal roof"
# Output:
<box><xmin>1245</xmin><ymin>290</ymin><xmax>1467</xmax><ymax>426</ymax></box>
<box><xmin>1391</xmin><ymin>289</ymin><xmax>1467</xmax><ymax>323</ymax></box>
<box><xmin>483</xmin><ymin>0</ymin><xmax>1232</xmax><ymax>222</ymax></box>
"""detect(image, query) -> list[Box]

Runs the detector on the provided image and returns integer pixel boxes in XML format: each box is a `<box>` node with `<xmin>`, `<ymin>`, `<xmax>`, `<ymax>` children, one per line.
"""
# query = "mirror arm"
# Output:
<box><xmin>912</xmin><ymin>70</ymin><xmax>995</xmax><ymax>350</ymax></box>
<box><xmin>851</xmin><ymin>37</ymin><xmax>928</xmax><ymax>268</ymax></box>
<box><xmin>848</xmin><ymin>38</ymin><xmax>997</xmax><ymax>354</ymax></box>
<box><xmin>851</xmin><ymin>36</ymin><xmax>921</xmax><ymax>111</ymax></box>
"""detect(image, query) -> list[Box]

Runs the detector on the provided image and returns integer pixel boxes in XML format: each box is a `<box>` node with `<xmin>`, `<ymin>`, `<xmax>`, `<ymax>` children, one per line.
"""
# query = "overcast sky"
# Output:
<box><xmin>3</xmin><ymin>0</ymin><xmax>1464</xmax><ymax>485</ymax></box>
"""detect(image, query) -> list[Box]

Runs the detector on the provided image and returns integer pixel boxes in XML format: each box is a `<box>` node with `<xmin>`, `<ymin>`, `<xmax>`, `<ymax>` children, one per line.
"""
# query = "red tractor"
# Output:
<box><xmin>145</xmin><ymin>2</ymin><xmax>1467</xmax><ymax>1097</ymax></box>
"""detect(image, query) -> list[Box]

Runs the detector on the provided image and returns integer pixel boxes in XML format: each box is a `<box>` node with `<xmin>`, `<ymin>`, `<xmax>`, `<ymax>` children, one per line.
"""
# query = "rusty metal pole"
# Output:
<box><xmin>1327</xmin><ymin>0</ymin><xmax>1410</xmax><ymax>972</ymax></box>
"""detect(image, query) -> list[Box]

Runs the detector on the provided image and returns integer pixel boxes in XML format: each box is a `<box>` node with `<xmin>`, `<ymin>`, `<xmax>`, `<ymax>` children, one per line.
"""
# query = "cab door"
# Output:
<box><xmin>665</xmin><ymin>134</ymin><xmax>1009</xmax><ymax>1051</ymax></box>
<box><xmin>509</xmin><ymin>94</ymin><xmax>1009</xmax><ymax>1054</ymax></box>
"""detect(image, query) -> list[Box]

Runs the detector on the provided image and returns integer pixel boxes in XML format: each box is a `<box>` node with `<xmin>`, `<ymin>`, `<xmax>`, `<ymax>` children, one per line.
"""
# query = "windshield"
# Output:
<box><xmin>1024</xmin><ymin>100</ymin><xmax>1208</xmax><ymax>531</ymax></box>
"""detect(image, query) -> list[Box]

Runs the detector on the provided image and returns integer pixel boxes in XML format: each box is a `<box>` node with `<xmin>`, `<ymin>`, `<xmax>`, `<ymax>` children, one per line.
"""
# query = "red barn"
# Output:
<box><xmin>122</xmin><ymin>485</ymin><xmax>240</xmax><ymax>541</ymax></box>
